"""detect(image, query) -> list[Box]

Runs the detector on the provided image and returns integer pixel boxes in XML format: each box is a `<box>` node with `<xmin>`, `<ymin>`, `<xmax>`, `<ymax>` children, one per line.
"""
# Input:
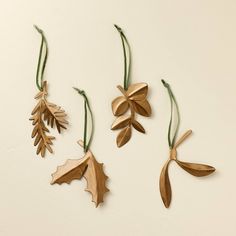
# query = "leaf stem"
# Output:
<box><xmin>117</xmin><ymin>85</ymin><xmax>127</xmax><ymax>96</ymax></box>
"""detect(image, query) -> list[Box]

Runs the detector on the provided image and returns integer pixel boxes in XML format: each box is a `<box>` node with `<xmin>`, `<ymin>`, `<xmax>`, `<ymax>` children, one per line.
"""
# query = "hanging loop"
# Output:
<box><xmin>114</xmin><ymin>24</ymin><xmax>132</xmax><ymax>90</ymax></box>
<box><xmin>34</xmin><ymin>25</ymin><xmax>48</xmax><ymax>91</ymax></box>
<box><xmin>74</xmin><ymin>87</ymin><xmax>94</xmax><ymax>153</ymax></box>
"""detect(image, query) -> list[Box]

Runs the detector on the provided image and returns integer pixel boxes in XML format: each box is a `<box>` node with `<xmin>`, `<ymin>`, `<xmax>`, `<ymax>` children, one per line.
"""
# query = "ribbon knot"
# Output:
<box><xmin>169</xmin><ymin>149</ymin><xmax>177</xmax><ymax>160</ymax></box>
<box><xmin>78</xmin><ymin>90</ymin><xmax>85</xmax><ymax>95</ymax></box>
<box><xmin>73</xmin><ymin>87</ymin><xmax>85</xmax><ymax>95</ymax></box>
<box><xmin>42</xmin><ymin>81</ymin><xmax>48</xmax><ymax>94</ymax></box>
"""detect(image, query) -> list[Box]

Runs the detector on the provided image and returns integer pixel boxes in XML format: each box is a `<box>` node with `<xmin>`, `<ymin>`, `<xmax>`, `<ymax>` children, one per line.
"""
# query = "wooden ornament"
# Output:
<box><xmin>51</xmin><ymin>88</ymin><xmax>109</xmax><ymax>207</ymax></box>
<box><xmin>30</xmin><ymin>81</ymin><xmax>68</xmax><ymax>157</ymax></box>
<box><xmin>160</xmin><ymin>130</ymin><xmax>215</xmax><ymax>208</ymax></box>
<box><xmin>30</xmin><ymin>26</ymin><xmax>68</xmax><ymax>157</ymax></box>
<box><xmin>51</xmin><ymin>140</ymin><xmax>109</xmax><ymax>207</ymax></box>
<box><xmin>112</xmin><ymin>25</ymin><xmax>152</xmax><ymax>147</ymax></box>
<box><xmin>159</xmin><ymin>80</ymin><xmax>215</xmax><ymax>208</ymax></box>
<box><xmin>111</xmin><ymin>84</ymin><xmax>151</xmax><ymax>147</ymax></box>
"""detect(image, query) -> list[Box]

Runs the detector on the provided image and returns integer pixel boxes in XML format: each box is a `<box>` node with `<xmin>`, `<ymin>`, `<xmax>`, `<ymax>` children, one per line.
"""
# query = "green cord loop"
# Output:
<box><xmin>34</xmin><ymin>25</ymin><xmax>48</xmax><ymax>91</ymax></box>
<box><xmin>162</xmin><ymin>80</ymin><xmax>180</xmax><ymax>149</ymax></box>
<box><xmin>73</xmin><ymin>87</ymin><xmax>94</xmax><ymax>153</ymax></box>
<box><xmin>114</xmin><ymin>24</ymin><xmax>132</xmax><ymax>90</ymax></box>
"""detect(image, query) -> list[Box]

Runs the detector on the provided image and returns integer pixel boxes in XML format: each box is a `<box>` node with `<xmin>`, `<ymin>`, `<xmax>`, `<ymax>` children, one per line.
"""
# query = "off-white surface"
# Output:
<box><xmin>0</xmin><ymin>0</ymin><xmax>236</xmax><ymax>235</ymax></box>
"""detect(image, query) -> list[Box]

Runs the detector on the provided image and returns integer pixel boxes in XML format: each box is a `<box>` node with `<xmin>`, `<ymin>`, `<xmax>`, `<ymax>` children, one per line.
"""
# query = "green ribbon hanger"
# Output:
<box><xmin>114</xmin><ymin>24</ymin><xmax>132</xmax><ymax>90</ymax></box>
<box><xmin>73</xmin><ymin>88</ymin><xmax>94</xmax><ymax>153</ymax></box>
<box><xmin>161</xmin><ymin>80</ymin><xmax>180</xmax><ymax>149</ymax></box>
<box><xmin>34</xmin><ymin>25</ymin><xmax>48</xmax><ymax>91</ymax></box>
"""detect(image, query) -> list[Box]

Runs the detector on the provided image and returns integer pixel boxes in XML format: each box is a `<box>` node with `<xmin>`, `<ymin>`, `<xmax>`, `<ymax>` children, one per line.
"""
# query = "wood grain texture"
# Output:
<box><xmin>111</xmin><ymin>83</ymin><xmax>151</xmax><ymax>147</ymax></box>
<box><xmin>30</xmin><ymin>81</ymin><xmax>68</xmax><ymax>157</ymax></box>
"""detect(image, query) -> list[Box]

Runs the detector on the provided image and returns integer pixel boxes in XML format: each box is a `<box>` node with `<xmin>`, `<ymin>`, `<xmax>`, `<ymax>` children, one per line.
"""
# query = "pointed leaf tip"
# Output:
<box><xmin>116</xmin><ymin>126</ymin><xmax>131</xmax><ymax>147</ymax></box>
<box><xmin>159</xmin><ymin>160</ymin><xmax>171</xmax><ymax>208</ymax></box>
<box><xmin>177</xmin><ymin>161</ymin><xmax>215</xmax><ymax>177</ymax></box>
<box><xmin>132</xmin><ymin>120</ymin><xmax>145</xmax><ymax>133</ymax></box>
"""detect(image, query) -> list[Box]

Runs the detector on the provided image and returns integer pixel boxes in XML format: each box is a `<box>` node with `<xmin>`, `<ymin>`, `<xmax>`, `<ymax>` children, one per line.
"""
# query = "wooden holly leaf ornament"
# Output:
<box><xmin>30</xmin><ymin>26</ymin><xmax>68</xmax><ymax>157</ymax></box>
<box><xmin>51</xmin><ymin>88</ymin><xmax>109</xmax><ymax>207</ymax></box>
<box><xmin>159</xmin><ymin>80</ymin><xmax>215</xmax><ymax>208</ymax></box>
<box><xmin>112</xmin><ymin>25</ymin><xmax>151</xmax><ymax>147</ymax></box>
<box><xmin>51</xmin><ymin>140</ymin><xmax>109</xmax><ymax>207</ymax></box>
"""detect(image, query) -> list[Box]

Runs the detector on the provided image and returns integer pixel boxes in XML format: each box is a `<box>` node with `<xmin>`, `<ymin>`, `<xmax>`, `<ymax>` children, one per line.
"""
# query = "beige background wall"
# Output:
<box><xmin>0</xmin><ymin>0</ymin><xmax>236</xmax><ymax>235</ymax></box>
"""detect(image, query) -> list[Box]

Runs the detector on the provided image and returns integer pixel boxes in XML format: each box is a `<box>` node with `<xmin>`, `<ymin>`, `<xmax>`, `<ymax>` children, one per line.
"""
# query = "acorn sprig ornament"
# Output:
<box><xmin>51</xmin><ymin>88</ymin><xmax>109</xmax><ymax>207</ymax></box>
<box><xmin>159</xmin><ymin>80</ymin><xmax>215</xmax><ymax>208</ymax></box>
<box><xmin>111</xmin><ymin>25</ymin><xmax>151</xmax><ymax>147</ymax></box>
<box><xmin>30</xmin><ymin>26</ymin><xmax>68</xmax><ymax>157</ymax></box>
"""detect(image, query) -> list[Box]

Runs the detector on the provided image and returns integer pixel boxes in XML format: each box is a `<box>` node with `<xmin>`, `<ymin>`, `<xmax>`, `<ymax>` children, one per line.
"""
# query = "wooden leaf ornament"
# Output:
<box><xmin>51</xmin><ymin>88</ymin><xmax>109</xmax><ymax>207</ymax></box>
<box><xmin>30</xmin><ymin>26</ymin><xmax>68</xmax><ymax>157</ymax></box>
<box><xmin>160</xmin><ymin>80</ymin><xmax>216</xmax><ymax>208</ymax></box>
<box><xmin>51</xmin><ymin>140</ymin><xmax>109</xmax><ymax>207</ymax></box>
<box><xmin>159</xmin><ymin>130</ymin><xmax>216</xmax><ymax>208</ymax></box>
<box><xmin>111</xmin><ymin>84</ymin><xmax>151</xmax><ymax>147</ymax></box>
<box><xmin>30</xmin><ymin>82</ymin><xmax>68</xmax><ymax>157</ymax></box>
<box><xmin>112</xmin><ymin>25</ymin><xmax>152</xmax><ymax>147</ymax></box>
